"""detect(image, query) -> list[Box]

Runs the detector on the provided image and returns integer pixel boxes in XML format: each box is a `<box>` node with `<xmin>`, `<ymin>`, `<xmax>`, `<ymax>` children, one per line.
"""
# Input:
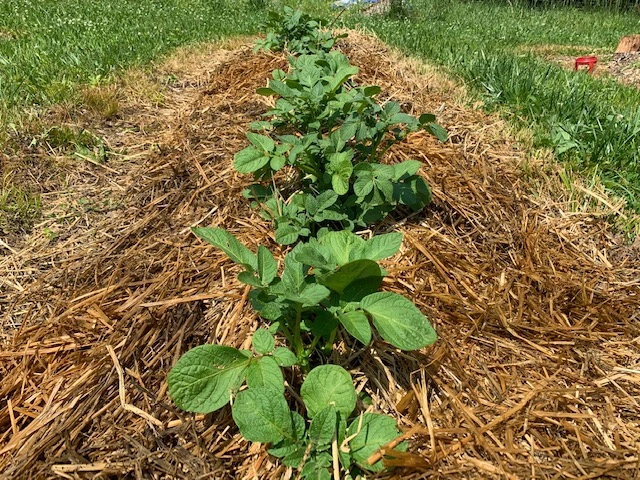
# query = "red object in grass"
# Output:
<box><xmin>574</xmin><ymin>56</ymin><xmax>598</xmax><ymax>73</ymax></box>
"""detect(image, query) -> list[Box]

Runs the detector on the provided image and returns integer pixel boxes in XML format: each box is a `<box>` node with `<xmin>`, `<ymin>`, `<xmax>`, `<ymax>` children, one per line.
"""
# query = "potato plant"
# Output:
<box><xmin>254</xmin><ymin>6</ymin><xmax>345</xmax><ymax>55</ymax></box>
<box><xmin>168</xmin><ymin>228</ymin><xmax>434</xmax><ymax>477</ymax></box>
<box><xmin>168</xmin><ymin>9</ymin><xmax>439</xmax><ymax>478</ymax></box>
<box><xmin>236</xmin><ymin>44</ymin><xmax>446</xmax><ymax>244</ymax></box>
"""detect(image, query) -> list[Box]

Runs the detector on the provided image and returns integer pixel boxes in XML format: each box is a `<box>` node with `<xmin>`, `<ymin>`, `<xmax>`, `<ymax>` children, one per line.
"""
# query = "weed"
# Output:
<box><xmin>36</xmin><ymin>126</ymin><xmax>108</xmax><ymax>164</ymax></box>
<box><xmin>81</xmin><ymin>86</ymin><xmax>119</xmax><ymax>119</ymax></box>
<box><xmin>0</xmin><ymin>175</ymin><xmax>42</xmax><ymax>235</ymax></box>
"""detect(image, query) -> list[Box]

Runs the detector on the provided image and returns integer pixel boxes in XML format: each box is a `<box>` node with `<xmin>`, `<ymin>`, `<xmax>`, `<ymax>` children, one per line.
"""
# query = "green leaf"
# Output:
<box><xmin>246</xmin><ymin>356</ymin><xmax>284</xmax><ymax>393</ymax></box>
<box><xmin>314</xmin><ymin>209</ymin><xmax>347</xmax><ymax>222</ymax></box>
<box><xmin>168</xmin><ymin>345</ymin><xmax>250</xmax><ymax>413</ymax></box>
<box><xmin>363</xmin><ymin>85</ymin><xmax>381</xmax><ymax>97</ymax></box>
<box><xmin>418</xmin><ymin>113</ymin><xmax>436</xmax><ymax>124</ymax></box>
<box><xmin>270</xmin><ymin>155</ymin><xmax>286</xmax><ymax>171</ymax></box>
<box><xmin>353</xmin><ymin>168</ymin><xmax>374</xmax><ymax>198</ymax></box>
<box><xmin>282</xmin><ymin>446</ymin><xmax>307</xmax><ymax>467</ymax></box>
<box><xmin>273</xmin><ymin>347</ymin><xmax>298</xmax><ymax>367</ymax></box>
<box><xmin>282</xmin><ymin>245</ymin><xmax>307</xmax><ymax>293</ymax></box>
<box><xmin>292</xmin><ymin>410</ymin><xmax>307</xmax><ymax>440</ymax></box>
<box><xmin>389</xmin><ymin>112</ymin><xmax>417</xmax><ymax>125</ymax></box>
<box><xmin>275</xmin><ymin>223</ymin><xmax>301</xmax><ymax>245</ymax></box>
<box><xmin>294</xmin><ymin>243</ymin><xmax>332</xmax><ymax>270</ymax></box>
<box><xmin>342</xmin><ymin>276</ymin><xmax>384</xmax><ymax>302</ymax></box>
<box><xmin>252</xmin><ymin>328</ymin><xmax>275</xmax><ymax>355</ymax></box>
<box><xmin>234</xmin><ymin>146</ymin><xmax>270</xmax><ymax>173</ymax></box>
<box><xmin>268</xmin><ymin>411</ymin><xmax>306</xmax><ymax>461</ymax></box>
<box><xmin>247</xmin><ymin>132</ymin><xmax>275</xmax><ymax>153</ymax></box>
<box><xmin>232</xmin><ymin>387</ymin><xmax>293</xmax><ymax>443</ymax></box>
<box><xmin>256</xmin><ymin>87</ymin><xmax>276</xmax><ymax>96</ymax></box>
<box><xmin>257</xmin><ymin>245</ymin><xmax>278</xmax><ymax>285</ymax></box>
<box><xmin>309</xmin><ymin>406</ymin><xmax>337</xmax><ymax>447</ymax></box>
<box><xmin>392</xmin><ymin>160</ymin><xmax>422</xmax><ymax>180</ymax></box>
<box><xmin>376</xmin><ymin>177</ymin><xmax>395</xmax><ymax>202</ymax></box>
<box><xmin>249</xmin><ymin>120</ymin><xmax>273</xmax><ymax>131</ymax></box>
<box><xmin>361</xmin><ymin>292</ymin><xmax>437</xmax><ymax>350</ymax></box>
<box><xmin>339</xmin><ymin>310</ymin><xmax>372</xmax><ymax>345</ymax></box>
<box><xmin>347</xmin><ymin>413</ymin><xmax>406</xmax><ymax>472</ymax></box>
<box><xmin>361</xmin><ymin>233</ymin><xmax>403</xmax><ymax>261</ymax></box>
<box><xmin>316</xmin><ymin>190</ymin><xmax>339</xmax><ymax>211</ymax></box>
<box><xmin>309</xmin><ymin>311</ymin><xmax>339</xmax><ymax>340</ymax></box>
<box><xmin>395</xmin><ymin>175</ymin><xmax>432</xmax><ymax>210</ymax></box>
<box><xmin>301</xmin><ymin>365</ymin><xmax>357</xmax><ymax>418</ymax></box>
<box><xmin>192</xmin><ymin>227</ymin><xmax>258</xmax><ymax>271</ymax></box>
<box><xmin>250</xmin><ymin>291</ymin><xmax>287</xmax><ymax>321</ymax></box>
<box><xmin>320</xmin><ymin>230</ymin><xmax>366</xmax><ymax>266</ymax></box>
<box><xmin>300</xmin><ymin>454</ymin><xmax>332</xmax><ymax>480</ymax></box>
<box><xmin>318</xmin><ymin>259</ymin><xmax>382</xmax><ymax>294</ymax></box>
<box><xmin>327</xmin><ymin>151</ymin><xmax>354</xmax><ymax>196</ymax></box>
<box><xmin>237</xmin><ymin>271</ymin><xmax>263</xmax><ymax>287</ymax></box>
<box><xmin>424</xmin><ymin>122</ymin><xmax>448</xmax><ymax>142</ymax></box>
<box><xmin>298</xmin><ymin>283</ymin><xmax>331</xmax><ymax>306</ymax></box>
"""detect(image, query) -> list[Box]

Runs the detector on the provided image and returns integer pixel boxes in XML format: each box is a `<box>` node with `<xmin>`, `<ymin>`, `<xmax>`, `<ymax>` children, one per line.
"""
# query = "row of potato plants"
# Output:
<box><xmin>168</xmin><ymin>8</ymin><xmax>443</xmax><ymax>479</ymax></box>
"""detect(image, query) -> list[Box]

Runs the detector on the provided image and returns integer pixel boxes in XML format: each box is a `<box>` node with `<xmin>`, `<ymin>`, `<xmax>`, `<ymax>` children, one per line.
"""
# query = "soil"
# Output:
<box><xmin>1</xmin><ymin>33</ymin><xmax>639</xmax><ymax>479</ymax></box>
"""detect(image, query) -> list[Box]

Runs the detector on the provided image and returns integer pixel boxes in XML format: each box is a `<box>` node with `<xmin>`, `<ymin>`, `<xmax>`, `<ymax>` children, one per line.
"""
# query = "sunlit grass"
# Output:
<box><xmin>357</xmin><ymin>0</ymin><xmax>640</xmax><ymax>211</ymax></box>
<box><xmin>0</xmin><ymin>0</ymin><xmax>267</xmax><ymax>116</ymax></box>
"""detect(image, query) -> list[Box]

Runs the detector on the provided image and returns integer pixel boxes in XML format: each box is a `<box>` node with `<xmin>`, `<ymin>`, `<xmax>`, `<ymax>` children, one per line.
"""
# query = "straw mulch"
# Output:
<box><xmin>1</xmin><ymin>32</ymin><xmax>639</xmax><ymax>479</ymax></box>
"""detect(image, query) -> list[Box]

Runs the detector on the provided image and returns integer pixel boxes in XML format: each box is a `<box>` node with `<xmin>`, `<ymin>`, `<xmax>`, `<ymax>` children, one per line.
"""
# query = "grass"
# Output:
<box><xmin>0</xmin><ymin>175</ymin><xmax>42</xmax><ymax>236</ymax></box>
<box><xmin>0</xmin><ymin>0</ymin><xmax>269</xmax><ymax>119</ymax></box>
<box><xmin>2</xmin><ymin>0</ymin><xmax>640</xmax><ymax>230</ymax></box>
<box><xmin>355</xmin><ymin>0</ymin><xmax>640</xmax><ymax>212</ymax></box>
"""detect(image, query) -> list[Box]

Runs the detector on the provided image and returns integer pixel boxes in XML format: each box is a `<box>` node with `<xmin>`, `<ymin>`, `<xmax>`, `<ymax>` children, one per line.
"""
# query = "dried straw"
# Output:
<box><xmin>1</xmin><ymin>33</ymin><xmax>638</xmax><ymax>479</ymax></box>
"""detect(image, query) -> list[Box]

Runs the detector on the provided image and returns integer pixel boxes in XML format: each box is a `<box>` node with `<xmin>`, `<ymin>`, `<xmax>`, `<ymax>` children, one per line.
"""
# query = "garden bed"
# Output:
<box><xmin>1</xmin><ymin>33</ymin><xmax>639</xmax><ymax>479</ymax></box>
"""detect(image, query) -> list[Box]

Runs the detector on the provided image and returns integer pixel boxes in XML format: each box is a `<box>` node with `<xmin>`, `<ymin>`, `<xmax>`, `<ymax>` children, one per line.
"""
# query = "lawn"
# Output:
<box><xmin>0</xmin><ymin>0</ymin><xmax>265</xmax><ymax>117</ymax></box>
<box><xmin>357</xmin><ymin>0</ymin><xmax>640</xmax><ymax>214</ymax></box>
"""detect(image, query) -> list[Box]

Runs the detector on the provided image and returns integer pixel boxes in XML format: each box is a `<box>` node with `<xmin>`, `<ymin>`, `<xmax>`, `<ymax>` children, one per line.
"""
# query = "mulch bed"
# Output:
<box><xmin>1</xmin><ymin>33</ymin><xmax>639</xmax><ymax>479</ymax></box>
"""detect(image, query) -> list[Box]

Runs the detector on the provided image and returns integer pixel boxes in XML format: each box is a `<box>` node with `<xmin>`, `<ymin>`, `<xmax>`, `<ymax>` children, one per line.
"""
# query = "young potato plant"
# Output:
<box><xmin>189</xmin><ymin>227</ymin><xmax>437</xmax><ymax>362</ymax></box>
<box><xmin>235</xmin><ymin>50</ymin><xmax>446</xmax><ymax>244</ymax></box>
<box><xmin>254</xmin><ymin>7</ymin><xmax>345</xmax><ymax>55</ymax></box>
<box><xmin>169</xmin><ymin>344</ymin><xmax>407</xmax><ymax>478</ymax></box>
<box><xmin>168</xmin><ymin>228</ymin><xmax>436</xmax><ymax>477</ymax></box>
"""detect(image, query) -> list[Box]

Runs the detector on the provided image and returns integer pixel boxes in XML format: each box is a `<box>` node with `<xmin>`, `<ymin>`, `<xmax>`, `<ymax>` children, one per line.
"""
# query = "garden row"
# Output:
<box><xmin>167</xmin><ymin>8</ymin><xmax>443</xmax><ymax>479</ymax></box>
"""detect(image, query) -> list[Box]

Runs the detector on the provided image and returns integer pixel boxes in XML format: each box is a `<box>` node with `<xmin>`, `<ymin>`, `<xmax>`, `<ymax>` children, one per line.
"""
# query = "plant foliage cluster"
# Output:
<box><xmin>168</xmin><ymin>9</ymin><xmax>443</xmax><ymax>478</ymax></box>
<box><xmin>242</xmin><ymin>7</ymin><xmax>446</xmax><ymax>244</ymax></box>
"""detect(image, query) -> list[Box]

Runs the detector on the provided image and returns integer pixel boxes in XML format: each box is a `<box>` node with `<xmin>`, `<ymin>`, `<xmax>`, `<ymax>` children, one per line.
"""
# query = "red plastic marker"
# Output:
<box><xmin>574</xmin><ymin>56</ymin><xmax>597</xmax><ymax>74</ymax></box>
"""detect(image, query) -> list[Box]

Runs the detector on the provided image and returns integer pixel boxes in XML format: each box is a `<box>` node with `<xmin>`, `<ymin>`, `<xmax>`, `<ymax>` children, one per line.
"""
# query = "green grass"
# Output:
<box><xmin>356</xmin><ymin>0</ymin><xmax>640</xmax><ymax>211</ymax></box>
<box><xmin>0</xmin><ymin>0</ymin><xmax>268</xmax><ymax>116</ymax></box>
<box><xmin>0</xmin><ymin>176</ymin><xmax>42</xmax><ymax>235</ymax></box>
<box><xmin>2</xmin><ymin>0</ymin><xmax>640</xmax><ymax>219</ymax></box>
